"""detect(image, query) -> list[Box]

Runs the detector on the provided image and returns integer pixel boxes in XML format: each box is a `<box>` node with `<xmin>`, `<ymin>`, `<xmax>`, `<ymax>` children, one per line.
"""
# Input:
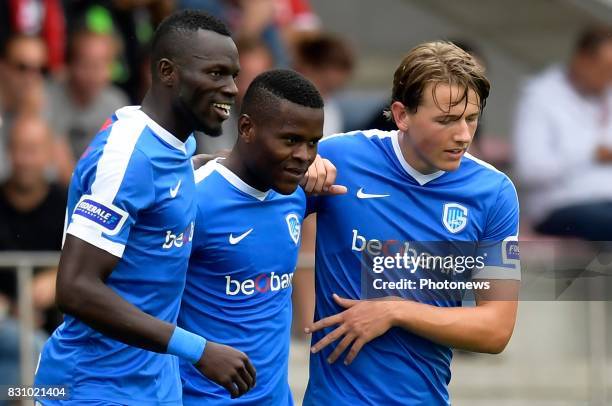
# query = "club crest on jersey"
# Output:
<box><xmin>286</xmin><ymin>213</ymin><xmax>301</xmax><ymax>245</ymax></box>
<box><xmin>442</xmin><ymin>203</ymin><xmax>468</xmax><ymax>234</ymax></box>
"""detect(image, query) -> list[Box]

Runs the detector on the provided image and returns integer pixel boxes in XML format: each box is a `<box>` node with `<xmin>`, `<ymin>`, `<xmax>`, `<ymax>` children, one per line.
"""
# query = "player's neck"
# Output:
<box><xmin>141</xmin><ymin>90</ymin><xmax>191</xmax><ymax>142</ymax></box>
<box><xmin>222</xmin><ymin>151</ymin><xmax>269</xmax><ymax>193</ymax></box>
<box><xmin>397</xmin><ymin>131</ymin><xmax>440</xmax><ymax>175</ymax></box>
<box><xmin>3</xmin><ymin>179</ymin><xmax>50</xmax><ymax>212</ymax></box>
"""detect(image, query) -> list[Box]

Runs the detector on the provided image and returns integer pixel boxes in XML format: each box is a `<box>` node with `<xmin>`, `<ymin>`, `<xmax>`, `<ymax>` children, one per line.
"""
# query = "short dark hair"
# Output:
<box><xmin>293</xmin><ymin>32</ymin><xmax>354</xmax><ymax>71</ymax></box>
<box><xmin>241</xmin><ymin>69</ymin><xmax>324</xmax><ymax>120</ymax></box>
<box><xmin>150</xmin><ymin>10</ymin><xmax>231</xmax><ymax>72</ymax></box>
<box><xmin>575</xmin><ymin>26</ymin><xmax>612</xmax><ymax>55</ymax></box>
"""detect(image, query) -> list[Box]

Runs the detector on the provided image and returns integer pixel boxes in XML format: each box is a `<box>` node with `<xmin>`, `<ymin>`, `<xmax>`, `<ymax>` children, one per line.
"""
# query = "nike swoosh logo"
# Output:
<box><xmin>356</xmin><ymin>188</ymin><xmax>389</xmax><ymax>199</ymax></box>
<box><xmin>170</xmin><ymin>180</ymin><xmax>182</xmax><ymax>198</ymax></box>
<box><xmin>229</xmin><ymin>228</ymin><xmax>253</xmax><ymax>245</ymax></box>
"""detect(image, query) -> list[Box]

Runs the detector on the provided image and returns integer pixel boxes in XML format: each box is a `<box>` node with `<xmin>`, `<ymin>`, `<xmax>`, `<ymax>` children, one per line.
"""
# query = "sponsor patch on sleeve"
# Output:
<box><xmin>502</xmin><ymin>236</ymin><xmax>520</xmax><ymax>265</ymax></box>
<box><xmin>72</xmin><ymin>195</ymin><xmax>128</xmax><ymax>235</ymax></box>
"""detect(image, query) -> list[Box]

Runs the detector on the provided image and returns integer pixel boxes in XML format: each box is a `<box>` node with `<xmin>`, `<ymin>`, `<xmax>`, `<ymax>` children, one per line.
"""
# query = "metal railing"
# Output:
<box><xmin>0</xmin><ymin>251</ymin><xmax>608</xmax><ymax>404</ymax></box>
<box><xmin>0</xmin><ymin>250</ymin><xmax>312</xmax><ymax>387</ymax></box>
<box><xmin>0</xmin><ymin>252</ymin><xmax>60</xmax><ymax>387</ymax></box>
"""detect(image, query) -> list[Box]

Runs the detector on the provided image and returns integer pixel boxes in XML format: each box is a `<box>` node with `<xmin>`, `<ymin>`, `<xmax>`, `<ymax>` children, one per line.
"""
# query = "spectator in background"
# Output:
<box><xmin>0</xmin><ymin>114</ymin><xmax>65</xmax><ymax>389</ymax></box>
<box><xmin>0</xmin><ymin>114</ymin><xmax>66</xmax><ymax>333</ymax></box>
<box><xmin>63</xmin><ymin>1</ymin><xmax>174</xmax><ymax>103</ymax></box>
<box><xmin>452</xmin><ymin>40</ymin><xmax>512</xmax><ymax>170</ymax></box>
<box><xmin>0</xmin><ymin>34</ymin><xmax>49</xmax><ymax>181</ymax></box>
<box><xmin>198</xmin><ymin>38</ymin><xmax>274</xmax><ymax>154</ymax></box>
<box><xmin>0</xmin><ymin>0</ymin><xmax>66</xmax><ymax>74</ymax></box>
<box><xmin>179</xmin><ymin>0</ymin><xmax>289</xmax><ymax>67</ymax></box>
<box><xmin>46</xmin><ymin>29</ymin><xmax>129</xmax><ymax>161</ymax></box>
<box><xmin>275</xmin><ymin>0</ymin><xmax>321</xmax><ymax>42</ymax></box>
<box><xmin>513</xmin><ymin>26</ymin><xmax>612</xmax><ymax>240</ymax></box>
<box><xmin>293</xmin><ymin>32</ymin><xmax>354</xmax><ymax>136</ymax></box>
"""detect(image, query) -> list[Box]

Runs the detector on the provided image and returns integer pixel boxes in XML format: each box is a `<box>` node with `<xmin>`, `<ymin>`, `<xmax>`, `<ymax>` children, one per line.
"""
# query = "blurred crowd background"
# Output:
<box><xmin>0</xmin><ymin>0</ymin><xmax>611</xmax><ymax>405</ymax></box>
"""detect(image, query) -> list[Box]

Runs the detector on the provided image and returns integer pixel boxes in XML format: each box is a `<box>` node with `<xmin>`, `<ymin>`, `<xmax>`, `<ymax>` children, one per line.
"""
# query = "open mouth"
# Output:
<box><xmin>213</xmin><ymin>103</ymin><xmax>231</xmax><ymax>119</ymax></box>
<box><xmin>284</xmin><ymin>167</ymin><xmax>305</xmax><ymax>179</ymax></box>
<box><xmin>444</xmin><ymin>148</ymin><xmax>465</xmax><ymax>157</ymax></box>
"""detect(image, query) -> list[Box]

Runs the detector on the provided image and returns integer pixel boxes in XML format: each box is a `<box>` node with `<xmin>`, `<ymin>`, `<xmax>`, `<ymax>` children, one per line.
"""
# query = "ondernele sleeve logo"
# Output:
<box><xmin>72</xmin><ymin>194</ymin><xmax>128</xmax><ymax>236</ymax></box>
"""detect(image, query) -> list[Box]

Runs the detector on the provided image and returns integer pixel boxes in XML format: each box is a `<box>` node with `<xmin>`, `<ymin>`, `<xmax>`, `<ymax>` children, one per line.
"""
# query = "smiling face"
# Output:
<box><xmin>240</xmin><ymin>98</ymin><xmax>324</xmax><ymax>194</ymax></box>
<box><xmin>392</xmin><ymin>82</ymin><xmax>480</xmax><ymax>174</ymax></box>
<box><xmin>173</xmin><ymin>29</ymin><xmax>240</xmax><ymax>136</ymax></box>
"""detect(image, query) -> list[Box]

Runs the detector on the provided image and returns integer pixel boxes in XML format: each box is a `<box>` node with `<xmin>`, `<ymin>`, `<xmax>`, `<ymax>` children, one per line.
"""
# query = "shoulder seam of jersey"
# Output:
<box><xmin>194</xmin><ymin>160</ymin><xmax>218</xmax><ymax>184</ymax></box>
<box><xmin>463</xmin><ymin>152</ymin><xmax>500</xmax><ymax>173</ymax></box>
<box><xmin>321</xmin><ymin>129</ymin><xmax>395</xmax><ymax>143</ymax></box>
<box><xmin>90</xmin><ymin>116</ymin><xmax>148</xmax><ymax>203</ymax></box>
<box><xmin>463</xmin><ymin>153</ymin><xmax>517</xmax><ymax>190</ymax></box>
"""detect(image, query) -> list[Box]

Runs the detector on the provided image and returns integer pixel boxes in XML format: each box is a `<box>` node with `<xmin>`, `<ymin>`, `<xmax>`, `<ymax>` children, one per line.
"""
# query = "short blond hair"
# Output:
<box><xmin>386</xmin><ymin>41</ymin><xmax>489</xmax><ymax>119</ymax></box>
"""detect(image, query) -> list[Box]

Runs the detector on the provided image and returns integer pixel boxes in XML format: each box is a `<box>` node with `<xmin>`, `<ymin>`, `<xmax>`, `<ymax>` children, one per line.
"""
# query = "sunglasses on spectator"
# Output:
<box><xmin>10</xmin><ymin>61</ymin><xmax>47</xmax><ymax>74</ymax></box>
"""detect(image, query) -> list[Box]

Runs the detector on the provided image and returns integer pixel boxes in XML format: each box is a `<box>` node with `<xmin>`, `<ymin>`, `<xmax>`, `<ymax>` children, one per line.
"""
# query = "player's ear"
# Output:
<box><xmin>391</xmin><ymin>101</ymin><xmax>411</xmax><ymax>132</ymax></box>
<box><xmin>157</xmin><ymin>58</ymin><xmax>177</xmax><ymax>87</ymax></box>
<box><xmin>238</xmin><ymin>114</ymin><xmax>255</xmax><ymax>143</ymax></box>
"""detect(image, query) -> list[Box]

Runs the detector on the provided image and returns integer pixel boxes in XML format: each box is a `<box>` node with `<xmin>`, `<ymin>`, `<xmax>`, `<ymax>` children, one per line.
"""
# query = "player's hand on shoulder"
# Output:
<box><xmin>301</xmin><ymin>154</ymin><xmax>348</xmax><ymax>196</ymax></box>
<box><xmin>194</xmin><ymin>341</ymin><xmax>256</xmax><ymax>398</ymax></box>
<box><xmin>192</xmin><ymin>149</ymin><xmax>231</xmax><ymax>169</ymax></box>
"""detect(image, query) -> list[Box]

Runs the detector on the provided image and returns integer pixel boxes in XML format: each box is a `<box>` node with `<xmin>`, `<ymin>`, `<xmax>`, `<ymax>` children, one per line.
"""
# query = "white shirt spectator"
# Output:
<box><xmin>513</xmin><ymin>65</ymin><xmax>612</xmax><ymax>222</ymax></box>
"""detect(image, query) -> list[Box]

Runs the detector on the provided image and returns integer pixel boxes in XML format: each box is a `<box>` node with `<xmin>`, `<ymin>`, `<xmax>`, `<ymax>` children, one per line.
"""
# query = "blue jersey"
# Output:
<box><xmin>178</xmin><ymin>160</ymin><xmax>304</xmax><ymax>405</ymax></box>
<box><xmin>35</xmin><ymin>106</ymin><xmax>197</xmax><ymax>405</ymax></box>
<box><xmin>304</xmin><ymin>130</ymin><xmax>520</xmax><ymax>406</ymax></box>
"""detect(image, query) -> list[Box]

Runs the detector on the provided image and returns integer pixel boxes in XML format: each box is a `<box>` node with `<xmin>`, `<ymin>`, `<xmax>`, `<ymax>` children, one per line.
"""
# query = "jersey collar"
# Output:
<box><xmin>391</xmin><ymin>131</ymin><xmax>445</xmax><ymax>186</ymax></box>
<box><xmin>213</xmin><ymin>159</ymin><xmax>270</xmax><ymax>201</ymax></box>
<box><xmin>116</xmin><ymin>106</ymin><xmax>191</xmax><ymax>155</ymax></box>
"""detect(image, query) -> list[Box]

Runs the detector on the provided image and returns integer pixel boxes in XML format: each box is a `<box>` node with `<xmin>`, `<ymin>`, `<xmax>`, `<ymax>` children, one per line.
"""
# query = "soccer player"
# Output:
<box><xmin>303</xmin><ymin>41</ymin><xmax>521</xmax><ymax>405</ymax></box>
<box><xmin>178</xmin><ymin>69</ymin><xmax>326</xmax><ymax>405</ymax></box>
<box><xmin>34</xmin><ymin>11</ymin><xmax>255</xmax><ymax>404</ymax></box>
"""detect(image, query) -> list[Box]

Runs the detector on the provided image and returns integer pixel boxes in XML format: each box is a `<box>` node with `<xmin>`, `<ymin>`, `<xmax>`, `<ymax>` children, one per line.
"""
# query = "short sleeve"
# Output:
<box><xmin>472</xmin><ymin>177</ymin><xmax>521</xmax><ymax>280</ymax></box>
<box><xmin>67</xmin><ymin>147</ymin><xmax>155</xmax><ymax>257</ymax></box>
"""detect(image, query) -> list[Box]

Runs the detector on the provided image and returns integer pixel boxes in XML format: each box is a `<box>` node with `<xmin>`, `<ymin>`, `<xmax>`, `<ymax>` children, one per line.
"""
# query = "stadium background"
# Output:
<box><xmin>1</xmin><ymin>0</ymin><xmax>611</xmax><ymax>405</ymax></box>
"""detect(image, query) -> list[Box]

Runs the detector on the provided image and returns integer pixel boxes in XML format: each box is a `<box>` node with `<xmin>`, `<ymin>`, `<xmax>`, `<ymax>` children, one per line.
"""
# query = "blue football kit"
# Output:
<box><xmin>304</xmin><ymin>130</ymin><xmax>520</xmax><ymax>405</ymax></box>
<box><xmin>34</xmin><ymin>106</ymin><xmax>197</xmax><ymax>405</ymax></box>
<box><xmin>178</xmin><ymin>160</ymin><xmax>304</xmax><ymax>405</ymax></box>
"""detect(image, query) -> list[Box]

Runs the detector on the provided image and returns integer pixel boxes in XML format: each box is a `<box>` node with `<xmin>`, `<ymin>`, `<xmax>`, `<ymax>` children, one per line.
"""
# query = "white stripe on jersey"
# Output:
<box><xmin>128</xmin><ymin>107</ymin><xmax>188</xmax><ymax>154</ymax></box>
<box><xmin>195</xmin><ymin>160</ymin><xmax>219</xmax><ymax>184</ymax></box>
<box><xmin>68</xmin><ymin>221</ymin><xmax>126</xmax><ymax>257</ymax></box>
<box><xmin>391</xmin><ymin>131</ymin><xmax>444</xmax><ymax>185</ymax></box>
<box><xmin>67</xmin><ymin>110</ymin><xmax>146</xmax><ymax>258</ymax></box>
<box><xmin>464</xmin><ymin>153</ymin><xmax>519</xmax><ymax>201</ymax></box>
<box><xmin>211</xmin><ymin>160</ymin><xmax>269</xmax><ymax>201</ymax></box>
<box><xmin>321</xmin><ymin>129</ymin><xmax>395</xmax><ymax>143</ymax></box>
<box><xmin>463</xmin><ymin>152</ymin><xmax>501</xmax><ymax>173</ymax></box>
<box><xmin>90</xmin><ymin>112</ymin><xmax>146</xmax><ymax>201</ymax></box>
